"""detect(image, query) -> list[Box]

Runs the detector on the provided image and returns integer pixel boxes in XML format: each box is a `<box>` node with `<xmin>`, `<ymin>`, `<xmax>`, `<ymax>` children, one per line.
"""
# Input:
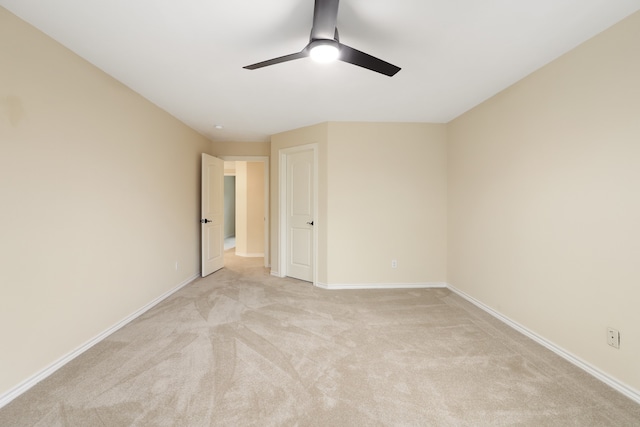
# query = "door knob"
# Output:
<box><xmin>201</xmin><ymin>218</ymin><xmax>212</xmax><ymax>224</ymax></box>
<box><xmin>306</xmin><ymin>220</ymin><xmax>314</xmax><ymax>226</ymax></box>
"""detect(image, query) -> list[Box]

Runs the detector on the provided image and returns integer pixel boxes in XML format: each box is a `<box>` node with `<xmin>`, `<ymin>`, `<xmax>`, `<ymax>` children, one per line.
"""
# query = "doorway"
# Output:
<box><xmin>223</xmin><ymin>175</ymin><xmax>236</xmax><ymax>250</ymax></box>
<box><xmin>201</xmin><ymin>154</ymin><xmax>225</xmax><ymax>277</ymax></box>
<box><xmin>222</xmin><ymin>156</ymin><xmax>269</xmax><ymax>268</ymax></box>
<box><xmin>278</xmin><ymin>144</ymin><xmax>318</xmax><ymax>284</ymax></box>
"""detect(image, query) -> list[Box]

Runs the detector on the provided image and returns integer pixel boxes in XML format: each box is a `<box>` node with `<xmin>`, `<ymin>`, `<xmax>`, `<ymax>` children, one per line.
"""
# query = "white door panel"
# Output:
<box><xmin>291</xmin><ymin>227</ymin><xmax>312</xmax><ymax>266</ymax></box>
<box><xmin>202</xmin><ymin>154</ymin><xmax>224</xmax><ymax>276</ymax></box>
<box><xmin>286</xmin><ymin>149</ymin><xmax>314</xmax><ymax>282</ymax></box>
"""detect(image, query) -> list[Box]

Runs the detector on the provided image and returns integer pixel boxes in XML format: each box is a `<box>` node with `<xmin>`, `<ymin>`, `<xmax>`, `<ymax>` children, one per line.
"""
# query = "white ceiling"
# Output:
<box><xmin>2</xmin><ymin>1</ymin><xmax>639</xmax><ymax>142</ymax></box>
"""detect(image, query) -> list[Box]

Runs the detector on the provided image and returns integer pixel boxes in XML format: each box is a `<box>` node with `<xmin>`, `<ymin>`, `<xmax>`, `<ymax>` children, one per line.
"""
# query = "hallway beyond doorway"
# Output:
<box><xmin>224</xmin><ymin>236</ymin><xmax>236</xmax><ymax>251</ymax></box>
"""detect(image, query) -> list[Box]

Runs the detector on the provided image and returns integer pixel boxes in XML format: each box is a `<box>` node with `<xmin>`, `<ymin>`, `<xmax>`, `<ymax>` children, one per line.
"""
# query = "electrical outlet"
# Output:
<box><xmin>607</xmin><ymin>327</ymin><xmax>620</xmax><ymax>349</ymax></box>
<box><xmin>391</xmin><ymin>259</ymin><xmax>398</xmax><ymax>269</ymax></box>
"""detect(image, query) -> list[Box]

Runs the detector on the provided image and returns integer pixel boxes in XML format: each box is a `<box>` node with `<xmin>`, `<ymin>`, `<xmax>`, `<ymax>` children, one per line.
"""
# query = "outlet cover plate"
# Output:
<box><xmin>607</xmin><ymin>327</ymin><xmax>620</xmax><ymax>349</ymax></box>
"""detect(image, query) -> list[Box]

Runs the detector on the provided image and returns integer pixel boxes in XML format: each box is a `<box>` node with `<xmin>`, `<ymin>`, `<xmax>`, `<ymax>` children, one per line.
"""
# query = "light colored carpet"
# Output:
<box><xmin>1</xmin><ymin>252</ymin><xmax>639</xmax><ymax>426</ymax></box>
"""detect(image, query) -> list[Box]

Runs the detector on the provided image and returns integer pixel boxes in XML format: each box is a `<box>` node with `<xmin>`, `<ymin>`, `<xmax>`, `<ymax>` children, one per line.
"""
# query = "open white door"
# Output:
<box><xmin>201</xmin><ymin>154</ymin><xmax>224</xmax><ymax>277</ymax></box>
<box><xmin>285</xmin><ymin>148</ymin><xmax>315</xmax><ymax>282</ymax></box>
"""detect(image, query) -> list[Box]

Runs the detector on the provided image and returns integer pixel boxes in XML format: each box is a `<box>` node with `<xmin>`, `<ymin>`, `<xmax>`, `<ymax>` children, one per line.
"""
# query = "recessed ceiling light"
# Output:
<box><xmin>214</xmin><ymin>125</ymin><xmax>223</xmax><ymax>129</ymax></box>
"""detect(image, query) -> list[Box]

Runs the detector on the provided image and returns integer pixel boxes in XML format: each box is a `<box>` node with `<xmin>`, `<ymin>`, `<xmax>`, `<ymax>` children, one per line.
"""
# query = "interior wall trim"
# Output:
<box><xmin>447</xmin><ymin>283</ymin><xmax>640</xmax><ymax>405</ymax></box>
<box><xmin>235</xmin><ymin>252</ymin><xmax>265</xmax><ymax>258</ymax></box>
<box><xmin>0</xmin><ymin>272</ymin><xmax>200</xmax><ymax>409</ymax></box>
<box><xmin>316</xmin><ymin>282</ymin><xmax>447</xmax><ymax>290</ymax></box>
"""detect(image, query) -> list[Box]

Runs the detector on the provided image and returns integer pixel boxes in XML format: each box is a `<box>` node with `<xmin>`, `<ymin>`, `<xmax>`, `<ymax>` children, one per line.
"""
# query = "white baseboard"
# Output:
<box><xmin>0</xmin><ymin>273</ymin><xmax>200</xmax><ymax>409</ymax></box>
<box><xmin>446</xmin><ymin>284</ymin><xmax>640</xmax><ymax>405</ymax></box>
<box><xmin>270</xmin><ymin>270</ymin><xmax>283</xmax><ymax>278</ymax></box>
<box><xmin>235</xmin><ymin>252</ymin><xmax>264</xmax><ymax>258</ymax></box>
<box><xmin>316</xmin><ymin>282</ymin><xmax>447</xmax><ymax>290</ymax></box>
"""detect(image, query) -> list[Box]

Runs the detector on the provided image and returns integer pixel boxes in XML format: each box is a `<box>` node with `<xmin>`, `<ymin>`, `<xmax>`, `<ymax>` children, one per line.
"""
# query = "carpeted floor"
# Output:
<box><xmin>1</xmin><ymin>251</ymin><xmax>639</xmax><ymax>426</ymax></box>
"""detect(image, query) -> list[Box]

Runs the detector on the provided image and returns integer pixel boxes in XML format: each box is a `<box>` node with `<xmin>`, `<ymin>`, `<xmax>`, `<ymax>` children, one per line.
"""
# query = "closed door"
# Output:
<box><xmin>286</xmin><ymin>149</ymin><xmax>314</xmax><ymax>282</ymax></box>
<box><xmin>201</xmin><ymin>154</ymin><xmax>224</xmax><ymax>276</ymax></box>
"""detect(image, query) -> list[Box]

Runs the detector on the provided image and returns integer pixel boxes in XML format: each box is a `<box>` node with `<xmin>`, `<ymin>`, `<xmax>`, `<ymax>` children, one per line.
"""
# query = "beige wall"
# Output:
<box><xmin>235</xmin><ymin>162</ymin><xmax>248</xmax><ymax>255</ymax></box>
<box><xmin>234</xmin><ymin>161</ymin><xmax>264</xmax><ymax>256</ymax></box>
<box><xmin>212</xmin><ymin>141</ymin><xmax>270</xmax><ymax>157</ymax></box>
<box><xmin>0</xmin><ymin>8</ymin><xmax>212</xmax><ymax>397</ymax></box>
<box><xmin>448</xmin><ymin>11</ymin><xmax>640</xmax><ymax>392</ymax></box>
<box><xmin>326</xmin><ymin>122</ymin><xmax>447</xmax><ymax>285</ymax></box>
<box><xmin>245</xmin><ymin>162</ymin><xmax>265</xmax><ymax>255</ymax></box>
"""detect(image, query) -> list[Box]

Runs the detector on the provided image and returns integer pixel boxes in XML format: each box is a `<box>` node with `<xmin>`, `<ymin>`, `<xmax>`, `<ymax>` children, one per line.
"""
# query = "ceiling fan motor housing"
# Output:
<box><xmin>308</xmin><ymin>39</ymin><xmax>340</xmax><ymax>62</ymax></box>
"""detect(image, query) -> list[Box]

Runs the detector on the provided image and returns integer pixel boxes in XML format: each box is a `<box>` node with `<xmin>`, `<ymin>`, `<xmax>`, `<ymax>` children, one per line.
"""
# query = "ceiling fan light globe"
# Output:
<box><xmin>309</xmin><ymin>42</ymin><xmax>340</xmax><ymax>63</ymax></box>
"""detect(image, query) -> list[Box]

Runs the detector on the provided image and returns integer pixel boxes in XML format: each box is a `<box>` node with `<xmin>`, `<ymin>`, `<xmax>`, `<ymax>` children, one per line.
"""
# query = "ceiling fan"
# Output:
<box><xmin>243</xmin><ymin>0</ymin><xmax>401</xmax><ymax>77</ymax></box>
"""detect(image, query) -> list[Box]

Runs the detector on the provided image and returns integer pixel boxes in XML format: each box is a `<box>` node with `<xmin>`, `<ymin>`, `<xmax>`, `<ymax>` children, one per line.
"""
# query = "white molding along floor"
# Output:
<box><xmin>0</xmin><ymin>273</ymin><xmax>200</xmax><ymax>409</ymax></box>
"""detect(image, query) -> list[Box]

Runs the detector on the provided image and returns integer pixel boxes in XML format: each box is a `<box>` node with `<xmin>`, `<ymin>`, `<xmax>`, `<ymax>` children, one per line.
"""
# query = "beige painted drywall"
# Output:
<box><xmin>235</xmin><ymin>162</ymin><xmax>249</xmax><ymax>255</ymax></box>
<box><xmin>212</xmin><ymin>141</ymin><xmax>270</xmax><ymax>157</ymax></box>
<box><xmin>234</xmin><ymin>162</ymin><xmax>264</xmax><ymax>256</ymax></box>
<box><xmin>326</xmin><ymin>122</ymin><xmax>447</xmax><ymax>285</ymax></box>
<box><xmin>224</xmin><ymin>160</ymin><xmax>237</xmax><ymax>175</ymax></box>
<box><xmin>448</xmin><ymin>11</ymin><xmax>640</xmax><ymax>392</ymax></box>
<box><xmin>0</xmin><ymin>8</ymin><xmax>212</xmax><ymax>397</ymax></box>
<box><xmin>245</xmin><ymin>162</ymin><xmax>265</xmax><ymax>255</ymax></box>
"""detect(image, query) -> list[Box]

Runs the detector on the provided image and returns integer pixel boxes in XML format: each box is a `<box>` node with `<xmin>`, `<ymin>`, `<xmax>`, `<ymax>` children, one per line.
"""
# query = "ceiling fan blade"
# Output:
<box><xmin>310</xmin><ymin>0</ymin><xmax>340</xmax><ymax>40</ymax></box>
<box><xmin>338</xmin><ymin>43</ymin><xmax>401</xmax><ymax>77</ymax></box>
<box><xmin>243</xmin><ymin>50</ymin><xmax>308</xmax><ymax>70</ymax></box>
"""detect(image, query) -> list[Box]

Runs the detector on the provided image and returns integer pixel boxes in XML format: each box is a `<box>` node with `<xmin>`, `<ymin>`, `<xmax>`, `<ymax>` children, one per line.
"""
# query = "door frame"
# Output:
<box><xmin>220</xmin><ymin>156</ymin><xmax>270</xmax><ymax>268</ymax></box>
<box><xmin>278</xmin><ymin>144</ymin><xmax>318</xmax><ymax>285</ymax></box>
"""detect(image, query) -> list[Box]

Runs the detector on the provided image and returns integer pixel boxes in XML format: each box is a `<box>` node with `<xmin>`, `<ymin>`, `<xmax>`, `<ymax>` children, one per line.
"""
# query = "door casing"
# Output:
<box><xmin>278</xmin><ymin>144</ymin><xmax>318</xmax><ymax>285</ymax></box>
